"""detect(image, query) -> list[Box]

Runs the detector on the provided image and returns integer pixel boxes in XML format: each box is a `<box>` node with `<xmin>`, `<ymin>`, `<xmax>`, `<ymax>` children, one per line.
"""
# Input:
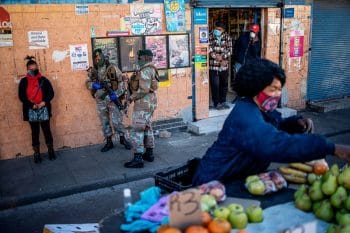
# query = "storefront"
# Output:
<box><xmin>307</xmin><ymin>0</ymin><xmax>350</xmax><ymax>102</ymax></box>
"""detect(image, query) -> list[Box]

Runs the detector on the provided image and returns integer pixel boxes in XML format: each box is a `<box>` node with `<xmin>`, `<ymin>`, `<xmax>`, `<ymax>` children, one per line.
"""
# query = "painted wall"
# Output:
<box><xmin>0</xmin><ymin>4</ymin><xmax>195</xmax><ymax>159</ymax></box>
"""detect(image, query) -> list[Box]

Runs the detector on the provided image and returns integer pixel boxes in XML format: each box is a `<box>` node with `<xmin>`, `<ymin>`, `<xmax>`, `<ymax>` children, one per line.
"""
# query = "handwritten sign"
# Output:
<box><xmin>168</xmin><ymin>188</ymin><xmax>202</xmax><ymax>229</ymax></box>
<box><xmin>280</xmin><ymin>221</ymin><xmax>316</xmax><ymax>233</ymax></box>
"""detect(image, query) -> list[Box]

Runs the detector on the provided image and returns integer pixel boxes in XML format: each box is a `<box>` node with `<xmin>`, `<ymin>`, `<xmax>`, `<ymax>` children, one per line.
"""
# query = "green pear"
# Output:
<box><xmin>330</xmin><ymin>186</ymin><xmax>347</xmax><ymax>209</ymax></box>
<box><xmin>340</xmin><ymin>166</ymin><xmax>350</xmax><ymax>189</ymax></box>
<box><xmin>322</xmin><ymin>170</ymin><xmax>332</xmax><ymax>182</ymax></box>
<box><xmin>345</xmin><ymin>195</ymin><xmax>350</xmax><ymax>211</ymax></box>
<box><xmin>322</xmin><ymin>173</ymin><xmax>338</xmax><ymax>196</ymax></box>
<box><xmin>309</xmin><ymin>180</ymin><xmax>324</xmax><ymax>202</ymax></box>
<box><xmin>336</xmin><ymin>208</ymin><xmax>347</xmax><ymax>224</ymax></box>
<box><xmin>339</xmin><ymin>213</ymin><xmax>350</xmax><ymax>225</ymax></box>
<box><xmin>313</xmin><ymin>201</ymin><xmax>322</xmax><ymax>214</ymax></box>
<box><xmin>340</xmin><ymin>225</ymin><xmax>350</xmax><ymax>233</ymax></box>
<box><xmin>295</xmin><ymin>193</ymin><xmax>312</xmax><ymax>212</ymax></box>
<box><xmin>315</xmin><ymin>200</ymin><xmax>334</xmax><ymax>222</ymax></box>
<box><xmin>307</xmin><ymin>173</ymin><xmax>318</xmax><ymax>185</ymax></box>
<box><xmin>327</xmin><ymin>224</ymin><xmax>341</xmax><ymax>233</ymax></box>
<box><xmin>294</xmin><ymin>184</ymin><xmax>308</xmax><ymax>200</ymax></box>
<box><xmin>331</xmin><ymin>164</ymin><xmax>340</xmax><ymax>176</ymax></box>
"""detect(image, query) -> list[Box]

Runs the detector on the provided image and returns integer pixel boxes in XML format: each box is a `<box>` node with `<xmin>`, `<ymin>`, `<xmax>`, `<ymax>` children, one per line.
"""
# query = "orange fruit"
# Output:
<box><xmin>313</xmin><ymin>162</ymin><xmax>328</xmax><ymax>175</ymax></box>
<box><xmin>237</xmin><ymin>230</ymin><xmax>248</xmax><ymax>233</ymax></box>
<box><xmin>202</xmin><ymin>211</ymin><xmax>212</xmax><ymax>227</ymax></box>
<box><xmin>207</xmin><ymin>218</ymin><xmax>231</xmax><ymax>233</ymax></box>
<box><xmin>185</xmin><ymin>225</ymin><xmax>209</xmax><ymax>233</ymax></box>
<box><xmin>159</xmin><ymin>226</ymin><xmax>182</xmax><ymax>233</ymax></box>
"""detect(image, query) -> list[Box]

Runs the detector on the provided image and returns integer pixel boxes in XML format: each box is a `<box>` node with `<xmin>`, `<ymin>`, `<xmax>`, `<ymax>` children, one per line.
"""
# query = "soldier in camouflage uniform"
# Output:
<box><xmin>124</xmin><ymin>49</ymin><xmax>158</xmax><ymax>168</ymax></box>
<box><xmin>86</xmin><ymin>49</ymin><xmax>131</xmax><ymax>152</ymax></box>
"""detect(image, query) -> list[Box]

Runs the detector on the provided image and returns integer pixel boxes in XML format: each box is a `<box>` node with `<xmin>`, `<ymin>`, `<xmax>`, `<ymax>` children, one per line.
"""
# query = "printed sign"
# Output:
<box><xmin>0</xmin><ymin>7</ymin><xmax>13</xmax><ymax>47</ymax></box>
<box><xmin>290</xmin><ymin>30</ymin><xmax>304</xmax><ymax>58</ymax></box>
<box><xmin>75</xmin><ymin>4</ymin><xmax>89</xmax><ymax>15</ymax></box>
<box><xmin>69</xmin><ymin>44</ymin><xmax>89</xmax><ymax>71</ymax></box>
<box><xmin>193</xmin><ymin>8</ymin><xmax>207</xmax><ymax>25</ymax></box>
<box><xmin>119</xmin><ymin>36</ymin><xmax>143</xmax><ymax>72</ymax></box>
<box><xmin>164</xmin><ymin>0</ymin><xmax>186</xmax><ymax>32</ymax></box>
<box><xmin>93</xmin><ymin>38</ymin><xmax>118</xmax><ymax>66</ymax></box>
<box><xmin>284</xmin><ymin>8</ymin><xmax>294</xmax><ymax>18</ymax></box>
<box><xmin>169</xmin><ymin>34</ymin><xmax>190</xmax><ymax>68</ymax></box>
<box><xmin>168</xmin><ymin>188</ymin><xmax>202</xmax><ymax>229</ymax></box>
<box><xmin>28</xmin><ymin>31</ymin><xmax>49</xmax><ymax>49</ymax></box>
<box><xmin>199</xmin><ymin>27</ymin><xmax>208</xmax><ymax>43</ymax></box>
<box><xmin>125</xmin><ymin>4</ymin><xmax>163</xmax><ymax>35</ymax></box>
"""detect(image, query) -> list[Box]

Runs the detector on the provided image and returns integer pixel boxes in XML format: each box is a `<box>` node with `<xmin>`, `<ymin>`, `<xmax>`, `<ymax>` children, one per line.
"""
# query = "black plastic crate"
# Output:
<box><xmin>154</xmin><ymin>158</ymin><xmax>200</xmax><ymax>193</ymax></box>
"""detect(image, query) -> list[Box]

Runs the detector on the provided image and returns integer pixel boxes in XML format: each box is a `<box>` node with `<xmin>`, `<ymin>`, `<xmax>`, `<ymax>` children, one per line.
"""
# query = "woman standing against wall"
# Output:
<box><xmin>18</xmin><ymin>56</ymin><xmax>55</xmax><ymax>163</ymax></box>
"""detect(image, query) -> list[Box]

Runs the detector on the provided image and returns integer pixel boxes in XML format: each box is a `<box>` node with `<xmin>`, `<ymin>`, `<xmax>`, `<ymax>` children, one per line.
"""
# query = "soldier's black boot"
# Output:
<box><xmin>142</xmin><ymin>148</ymin><xmax>154</xmax><ymax>162</ymax></box>
<box><xmin>47</xmin><ymin>144</ymin><xmax>56</xmax><ymax>160</ymax></box>
<box><xmin>124</xmin><ymin>153</ymin><xmax>144</xmax><ymax>168</ymax></box>
<box><xmin>33</xmin><ymin>146</ymin><xmax>42</xmax><ymax>164</ymax></box>
<box><xmin>101</xmin><ymin>136</ymin><xmax>113</xmax><ymax>152</ymax></box>
<box><xmin>120</xmin><ymin>135</ymin><xmax>132</xmax><ymax>150</ymax></box>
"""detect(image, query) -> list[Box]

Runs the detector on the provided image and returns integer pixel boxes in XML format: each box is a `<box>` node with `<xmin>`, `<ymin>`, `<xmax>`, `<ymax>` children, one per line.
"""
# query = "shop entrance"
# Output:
<box><xmin>208</xmin><ymin>8</ymin><xmax>262</xmax><ymax>117</ymax></box>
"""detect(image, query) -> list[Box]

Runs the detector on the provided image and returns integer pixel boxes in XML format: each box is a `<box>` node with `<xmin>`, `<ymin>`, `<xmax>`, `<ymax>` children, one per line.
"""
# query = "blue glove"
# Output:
<box><xmin>109</xmin><ymin>92</ymin><xmax>117</xmax><ymax>101</ymax></box>
<box><xmin>92</xmin><ymin>82</ymin><xmax>102</xmax><ymax>90</ymax></box>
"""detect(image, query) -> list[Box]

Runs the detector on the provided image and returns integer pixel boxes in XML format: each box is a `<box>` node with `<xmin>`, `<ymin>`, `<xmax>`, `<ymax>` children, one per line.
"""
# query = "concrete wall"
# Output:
<box><xmin>0</xmin><ymin>4</ymin><xmax>194</xmax><ymax>159</ymax></box>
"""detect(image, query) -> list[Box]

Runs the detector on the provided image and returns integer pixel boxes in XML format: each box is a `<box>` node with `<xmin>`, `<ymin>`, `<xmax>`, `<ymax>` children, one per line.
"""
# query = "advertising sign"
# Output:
<box><xmin>69</xmin><ymin>44</ymin><xmax>89</xmax><ymax>71</ymax></box>
<box><xmin>164</xmin><ymin>0</ymin><xmax>186</xmax><ymax>32</ymax></box>
<box><xmin>28</xmin><ymin>31</ymin><xmax>49</xmax><ymax>49</ymax></box>
<box><xmin>0</xmin><ymin>7</ymin><xmax>13</xmax><ymax>47</ymax></box>
<box><xmin>290</xmin><ymin>30</ymin><xmax>304</xmax><ymax>58</ymax></box>
<box><xmin>193</xmin><ymin>8</ymin><xmax>207</xmax><ymax>25</ymax></box>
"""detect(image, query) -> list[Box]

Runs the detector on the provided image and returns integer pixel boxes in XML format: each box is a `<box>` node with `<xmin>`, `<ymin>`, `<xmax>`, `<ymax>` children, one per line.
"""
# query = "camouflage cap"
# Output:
<box><xmin>137</xmin><ymin>49</ymin><xmax>153</xmax><ymax>57</ymax></box>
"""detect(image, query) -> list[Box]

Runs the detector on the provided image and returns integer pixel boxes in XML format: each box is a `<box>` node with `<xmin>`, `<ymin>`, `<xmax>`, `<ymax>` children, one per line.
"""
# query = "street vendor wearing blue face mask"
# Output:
<box><xmin>209</xmin><ymin>22</ymin><xmax>232</xmax><ymax>110</ymax></box>
<box><xmin>192</xmin><ymin>58</ymin><xmax>350</xmax><ymax>185</ymax></box>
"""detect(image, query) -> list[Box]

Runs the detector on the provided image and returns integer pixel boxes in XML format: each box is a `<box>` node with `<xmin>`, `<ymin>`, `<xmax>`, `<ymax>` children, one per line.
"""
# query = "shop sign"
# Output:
<box><xmin>75</xmin><ymin>4</ymin><xmax>89</xmax><ymax>15</ymax></box>
<box><xmin>290</xmin><ymin>30</ymin><xmax>304</xmax><ymax>58</ymax></box>
<box><xmin>284</xmin><ymin>8</ymin><xmax>294</xmax><ymax>18</ymax></box>
<box><xmin>0</xmin><ymin>7</ymin><xmax>13</xmax><ymax>47</ymax></box>
<box><xmin>164</xmin><ymin>0</ymin><xmax>186</xmax><ymax>32</ymax></box>
<box><xmin>28</xmin><ymin>31</ymin><xmax>49</xmax><ymax>49</ymax></box>
<box><xmin>199</xmin><ymin>27</ymin><xmax>208</xmax><ymax>43</ymax></box>
<box><xmin>69</xmin><ymin>44</ymin><xmax>89</xmax><ymax>71</ymax></box>
<box><xmin>194</xmin><ymin>8</ymin><xmax>207</xmax><ymax>25</ymax></box>
<box><xmin>168</xmin><ymin>188</ymin><xmax>202</xmax><ymax>229</ymax></box>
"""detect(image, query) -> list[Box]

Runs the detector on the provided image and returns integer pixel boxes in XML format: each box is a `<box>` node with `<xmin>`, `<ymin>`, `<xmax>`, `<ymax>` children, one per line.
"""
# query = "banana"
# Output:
<box><xmin>289</xmin><ymin>163</ymin><xmax>314</xmax><ymax>173</ymax></box>
<box><xmin>282</xmin><ymin>174</ymin><xmax>307</xmax><ymax>184</ymax></box>
<box><xmin>278</xmin><ymin>167</ymin><xmax>308</xmax><ymax>177</ymax></box>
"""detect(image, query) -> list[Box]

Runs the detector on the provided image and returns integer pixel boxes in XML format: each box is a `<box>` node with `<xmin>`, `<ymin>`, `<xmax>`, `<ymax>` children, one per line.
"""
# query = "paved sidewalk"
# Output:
<box><xmin>0</xmin><ymin>108</ymin><xmax>349</xmax><ymax>210</ymax></box>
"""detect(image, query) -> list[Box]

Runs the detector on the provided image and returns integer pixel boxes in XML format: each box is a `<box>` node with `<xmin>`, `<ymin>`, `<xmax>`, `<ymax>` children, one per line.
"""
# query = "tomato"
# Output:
<box><xmin>313</xmin><ymin>162</ymin><xmax>328</xmax><ymax>175</ymax></box>
<box><xmin>202</xmin><ymin>211</ymin><xmax>212</xmax><ymax>227</ymax></box>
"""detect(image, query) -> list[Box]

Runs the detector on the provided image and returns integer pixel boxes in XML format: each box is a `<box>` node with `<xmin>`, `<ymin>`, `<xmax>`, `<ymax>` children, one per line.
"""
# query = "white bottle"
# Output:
<box><xmin>123</xmin><ymin>188</ymin><xmax>132</xmax><ymax>209</ymax></box>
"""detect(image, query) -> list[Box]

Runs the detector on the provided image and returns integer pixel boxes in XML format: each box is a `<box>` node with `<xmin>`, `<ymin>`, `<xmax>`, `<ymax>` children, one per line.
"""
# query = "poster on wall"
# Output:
<box><xmin>125</xmin><ymin>4</ymin><xmax>163</xmax><ymax>35</ymax></box>
<box><xmin>164</xmin><ymin>0</ymin><xmax>186</xmax><ymax>32</ymax></box>
<box><xmin>169</xmin><ymin>34</ymin><xmax>190</xmax><ymax>68</ymax></box>
<box><xmin>0</xmin><ymin>7</ymin><xmax>13</xmax><ymax>47</ymax></box>
<box><xmin>145</xmin><ymin>36</ymin><xmax>167</xmax><ymax>69</ymax></box>
<box><xmin>199</xmin><ymin>27</ymin><xmax>208</xmax><ymax>43</ymax></box>
<box><xmin>93</xmin><ymin>38</ymin><xmax>119</xmax><ymax>66</ymax></box>
<box><xmin>75</xmin><ymin>4</ymin><xmax>89</xmax><ymax>15</ymax></box>
<box><xmin>119</xmin><ymin>36</ymin><xmax>143</xmax><ymax>72</ymax></box>
<box><xmin>69</xmin><ymin>44</ymin><xmax>89</xmax><ymax>71</ymax></box>
<box><xmin>28</xmin><ymin>31</ymin><xmax>49</xmax><ymax>49</ymax></box>
<box><xmin>290</xmin><ymin>30</ymin><xmax>304</xmax><ymax>58</ymax></box>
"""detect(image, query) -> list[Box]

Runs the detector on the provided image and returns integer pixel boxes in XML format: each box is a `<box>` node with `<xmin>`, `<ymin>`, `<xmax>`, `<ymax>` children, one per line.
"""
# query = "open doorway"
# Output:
<box><xmin>208</xmin><ymin>8</ymin><xmax>262</xmax><ymax>117</ymax></box>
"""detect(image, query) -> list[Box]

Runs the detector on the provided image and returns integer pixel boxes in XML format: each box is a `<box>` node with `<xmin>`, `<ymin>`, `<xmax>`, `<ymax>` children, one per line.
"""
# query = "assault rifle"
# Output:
<box><xmin>99</xmin><ymin>80</ymin><xmax>125</xmax><ymax>111</ymax></box>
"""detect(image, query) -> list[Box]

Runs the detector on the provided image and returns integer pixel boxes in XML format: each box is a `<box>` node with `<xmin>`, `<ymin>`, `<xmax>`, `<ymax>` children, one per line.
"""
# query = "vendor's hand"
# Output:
<box><xmin>37</xmin><ymin>101</ymin><xmax>46</xmax><ymax>109</ymax></box>
<box><xmin>297</xmin><ymin>118</ymin><xmax>313</xmax><ymax>133</ymax></box>
<box><xmin>216</xmin><ymin>54</ymin><xmax>223</xmax><ymax>61</ymax></box>
<box><xmin>220</xmin><ymin>60</ymin><xmax>228</xmax><ymax>66</ymax></box>
<box><xmin>334</xmin><ymin>144</ymin><xmax>350</xmax><ymax>163</ymax></box>
<box><xmin>32</xmin><ymin>104</ymin><xmax>38</xmax><ymax>109</ymax></box>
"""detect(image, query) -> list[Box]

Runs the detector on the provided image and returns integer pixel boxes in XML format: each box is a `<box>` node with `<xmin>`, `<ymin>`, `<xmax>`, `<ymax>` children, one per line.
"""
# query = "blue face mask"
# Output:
<box><xmin>213</xmin><ymin>29</ymin><xmax>222</xmax><ymax>37</ymax></box>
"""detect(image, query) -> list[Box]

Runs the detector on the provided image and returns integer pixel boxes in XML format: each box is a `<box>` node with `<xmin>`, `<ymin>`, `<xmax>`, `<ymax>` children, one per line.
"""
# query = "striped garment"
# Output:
<box><xmin>209</xmin><ymin>31</ymin><xmax>232</xmax><ymax>71</ymax></box>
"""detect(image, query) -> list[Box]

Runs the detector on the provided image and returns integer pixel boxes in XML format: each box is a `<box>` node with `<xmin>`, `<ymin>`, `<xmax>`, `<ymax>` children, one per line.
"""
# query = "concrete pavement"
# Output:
<box><xmin>0</xmin><ymin>107</ymin><xmax>350</xmax><ymax>210</ymax></box>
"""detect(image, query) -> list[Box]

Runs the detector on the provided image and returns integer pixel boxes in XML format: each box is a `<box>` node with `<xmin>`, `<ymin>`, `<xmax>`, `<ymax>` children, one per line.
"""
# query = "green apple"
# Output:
<box><xmin>228</xmin><ymin>203</ymin><xmax>244</xmax><ymax>213</ymax></box>
<box><xmin>245</xmin><ymin>175</ymin><xmax>260</xmax><ymax>184</ymax></box>
<box><xmin>246</xmin><ymin>205</ymin><xmax>264</xmax><ymax>223</ymax></box>
<box><xmin>228</xmin><ymin>211</ymin><xmax>248</xmax><ymax>229</ymax></box>
<box><xmin>247</xmin><ymin>180</ymin><xmax>266</xmax><ymax>195</ymax></box>
<box><xmin>326</xmin><ymin>224</ymin><xmax>341</xmax><ymax>233</ymax></box>
<box><xmin>213</xmin><ymin>207</ymin><xmax>230</xmax><ymax>220</ymax></box>
<box><xmin>307</xmin><ymin>173</ymin><xmax>318</xmax><ymax>185</ymax></box>
<box><xmin>340</xmin><ymin>225</ymin><xmax>350</xmax><ymax>233</ymax></box>
<box><xmin>201</xmin><ymin>194</ymin><xmax>217</xmax><ymax>212</ymax></box>
<box><xmin>338</xmin><ymin>213</ymin><xmax>350</xmax><ymax>225</ymax></box>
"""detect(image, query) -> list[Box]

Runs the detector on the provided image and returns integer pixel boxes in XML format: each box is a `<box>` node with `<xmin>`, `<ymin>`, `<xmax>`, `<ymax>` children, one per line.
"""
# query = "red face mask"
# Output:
<box><xmin>256</xmin><ymin>91</ymin><xmax>281</xmax><ymax>111</ymax></box>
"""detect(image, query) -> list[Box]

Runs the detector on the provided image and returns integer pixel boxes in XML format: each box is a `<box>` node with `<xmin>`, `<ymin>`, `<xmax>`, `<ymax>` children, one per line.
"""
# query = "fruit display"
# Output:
<box><xmin>279</xmin><ymin>160</ymin><xmax>329</xmax><ymax>184</ymax></box>
<box><xmin>293</xmin><ymin>164</ymin><xmax>350</xmax><ymax>232</ymax></box>
<box><xmin>245</xmin><ymin>171</ymin><xmax>287</xmax><ymax>195</ymax></box>
<box><xmin>157</xmin><ymin>193</ymin><xmax>264</xmax><ymax>233</ymax></box>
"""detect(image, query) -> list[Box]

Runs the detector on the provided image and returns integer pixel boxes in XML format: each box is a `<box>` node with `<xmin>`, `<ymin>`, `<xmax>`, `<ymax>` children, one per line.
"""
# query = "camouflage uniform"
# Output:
<box><xmin>86</xmin><ymin>62</ymin><xmax>130</xmax><ymax>150</ymax></box>
<box><xmin>129</xmin><ymin>62</ymin><xmax>158</xmax><ymax>154</ymax></box>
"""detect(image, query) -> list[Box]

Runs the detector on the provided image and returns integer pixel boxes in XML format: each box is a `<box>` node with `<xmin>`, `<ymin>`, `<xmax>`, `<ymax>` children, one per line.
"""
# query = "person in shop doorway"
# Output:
<box><xmin>124</xmin><ymin>49</ymin><xmax>159</xmax><ymax>168</ymax></box>
<box><xmin>209</xmin><ymin>22</ymin><xmax>232</xmax><ymax>110</ymax></box>
<box><xmin>18</xmin><ymin>56</ymin><xmax>56</xmax><ymax>163</ymax></box>
<box><xmin>86</xmin><ymin>49</ymin><xmax>132</xmax><ymax>152</ymax></box>
<box><xmin>233</xmin><ymin>23</ymin><xmax>261</xmax><ymax>73</ymax></box>
<box><xmin>192</xmin><ymin>58</ymin><xmax>350</xmax><ymax>185</ymax></box>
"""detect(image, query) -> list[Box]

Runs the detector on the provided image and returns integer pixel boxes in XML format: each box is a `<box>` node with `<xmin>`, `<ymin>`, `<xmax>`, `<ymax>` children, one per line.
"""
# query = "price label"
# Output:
<box><xmin>280</xmin><ymin>221</ymin><xmax>316</xmax><ymax>233</ymax></box>
<box><xmin>168</xmin><ymin>188</ymin><xmax>202</xmax><ymax>229</ymax></box>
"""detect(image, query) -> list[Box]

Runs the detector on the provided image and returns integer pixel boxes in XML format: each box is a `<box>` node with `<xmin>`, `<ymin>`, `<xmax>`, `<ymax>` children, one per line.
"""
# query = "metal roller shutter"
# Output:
<box><xmin>307</xmin><ymin>0</ymin><xmax>350</xmax><ymax>101</ymax></box>
<box><xmin>193</xmin><ymin>0</ymin><xmax>280</xmax><ymax>8</ymax></box>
